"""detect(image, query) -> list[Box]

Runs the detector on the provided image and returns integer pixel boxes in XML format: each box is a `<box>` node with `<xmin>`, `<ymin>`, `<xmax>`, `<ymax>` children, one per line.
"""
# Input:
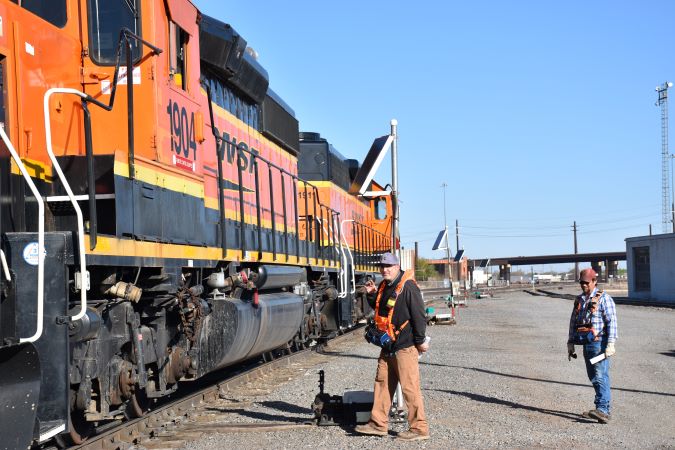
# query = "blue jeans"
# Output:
<box><xmin>583</xmin><ymin>339</ymin><xmax>611</xmax><ymax>414</ymax></box>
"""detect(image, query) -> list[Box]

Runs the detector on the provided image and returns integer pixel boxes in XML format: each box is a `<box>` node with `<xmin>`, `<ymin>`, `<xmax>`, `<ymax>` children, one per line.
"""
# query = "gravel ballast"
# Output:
<box><xmin>181</xmin><ymin>290</ymin><xmax>675</xmax><ymax>449</ymax></box>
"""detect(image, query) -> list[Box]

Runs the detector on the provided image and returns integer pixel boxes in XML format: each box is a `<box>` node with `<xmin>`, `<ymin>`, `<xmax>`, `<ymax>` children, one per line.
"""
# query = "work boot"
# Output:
<box><xmin>354</xmin><ymin>422</ymin><xmax>388</xmax><ymax>436</ymax></box>
<box><xmin>397</xmin><ymin>430</ymin><xmax>430</xmax><ymax>441</ymax></box>
<box><xmin>588</xmin><ymin>409</ymin><xmax>611</xmax><ymax>424</ymax></box>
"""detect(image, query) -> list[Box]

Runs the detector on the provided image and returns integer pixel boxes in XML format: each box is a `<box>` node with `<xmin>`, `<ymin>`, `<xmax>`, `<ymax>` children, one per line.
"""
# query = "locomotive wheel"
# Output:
<box><xmin>124</xmin><ymin>389</ymin><xmax>149</xmax><ymax>419</ymax></box>
<box><xmin>118</xmin><ymin>361</ymin><xmax>149</xmax><ymax>418</ymax></box>
<box><xmin>53</xmin><ymin>410</ymin><xmax>94</xmax><ymax>448</ymax></box>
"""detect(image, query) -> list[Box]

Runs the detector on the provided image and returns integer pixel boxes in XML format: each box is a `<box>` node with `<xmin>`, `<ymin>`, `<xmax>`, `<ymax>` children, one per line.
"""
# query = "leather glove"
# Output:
<box><xmin>605</xmin><ymin>342</ymin><xmax>616</xmax><ymax>358</ymax></box>
<box><xmin>567</xmin><ymin>343</ymin><xmax>576</xmax><ymax>361</ymax></box>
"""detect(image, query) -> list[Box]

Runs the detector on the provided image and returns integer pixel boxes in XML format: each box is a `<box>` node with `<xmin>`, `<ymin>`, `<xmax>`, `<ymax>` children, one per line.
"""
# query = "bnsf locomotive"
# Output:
<box><xmin>0</xmin><ymin>1</ymin><xmax>397</xmax><ymax>447</ymax></box>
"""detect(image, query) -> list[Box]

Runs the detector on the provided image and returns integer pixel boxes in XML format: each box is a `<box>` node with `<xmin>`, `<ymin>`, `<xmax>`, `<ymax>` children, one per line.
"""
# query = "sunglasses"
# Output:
<box><xmin>579</xmin><ymin>281</ymin><xmax>590</xmax><ymax>286</ymax></box>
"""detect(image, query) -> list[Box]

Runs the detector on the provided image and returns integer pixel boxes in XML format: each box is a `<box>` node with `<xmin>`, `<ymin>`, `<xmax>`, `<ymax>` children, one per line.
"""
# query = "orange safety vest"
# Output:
<box><xmin>374</xmin><ymin>270</ymin><xmax>417</xmax><ymax>341</ymax></box>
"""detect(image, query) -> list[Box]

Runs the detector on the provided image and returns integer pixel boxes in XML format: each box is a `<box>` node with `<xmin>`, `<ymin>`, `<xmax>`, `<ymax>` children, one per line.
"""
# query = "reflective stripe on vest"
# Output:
<box><xmin>374</xmin><ymin>270</ymin><xmax>417</xmax><ymax>341</ymax></box>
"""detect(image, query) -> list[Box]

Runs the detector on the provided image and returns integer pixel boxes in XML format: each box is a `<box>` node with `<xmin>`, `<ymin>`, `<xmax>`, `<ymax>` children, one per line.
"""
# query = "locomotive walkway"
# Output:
<box><xmin>133</xmin><ymin>289</ymin><xmax>675</xmax><ymax>449</ymax></box>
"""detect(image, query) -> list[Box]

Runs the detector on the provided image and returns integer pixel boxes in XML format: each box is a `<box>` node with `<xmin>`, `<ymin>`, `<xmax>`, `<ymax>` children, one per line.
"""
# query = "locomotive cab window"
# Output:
<box><xmin>374</xmin><ymin>198</ymin><xmax>388</xmax><ymax>220</ymax></box>
<box><xmin>17</xmin><ymin>0</ymin><xmax>67</xmax><ymax>28</ymax></box>
<box><xmin>87</xmin><ymin>0</ymin><xmax>142</xmax><ymax>65</ymax></box>
<box><xmin>169</xmin><ymin>22</ymin><xmax>188</xmax><ymax>90</ymax></box>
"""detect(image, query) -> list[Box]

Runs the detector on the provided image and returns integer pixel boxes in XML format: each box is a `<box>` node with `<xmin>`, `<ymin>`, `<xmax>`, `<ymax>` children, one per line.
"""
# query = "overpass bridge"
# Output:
<box><xmin>429</xmin><ymin>251</ymin><xmax>626</xmax><ymax>282</ymax></box>
<box><xmin>470</xmin><ymin>251</ymin><xmax>626</xmax><ymax>282</ymax></box>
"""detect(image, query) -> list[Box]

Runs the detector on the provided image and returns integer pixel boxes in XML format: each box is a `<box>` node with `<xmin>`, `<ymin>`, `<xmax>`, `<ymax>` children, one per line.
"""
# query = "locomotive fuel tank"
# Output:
<box><xmin>196</xmin><ymin>291</ymin><xmax>304</xmax><ymax>376</ymax></box>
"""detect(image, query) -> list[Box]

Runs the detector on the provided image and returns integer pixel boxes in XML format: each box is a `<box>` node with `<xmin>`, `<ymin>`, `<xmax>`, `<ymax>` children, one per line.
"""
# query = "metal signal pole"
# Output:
<box><xmin>391</xmin><ymin>119</ymin><xmax>399</xmax><ymax>254</ymax></box>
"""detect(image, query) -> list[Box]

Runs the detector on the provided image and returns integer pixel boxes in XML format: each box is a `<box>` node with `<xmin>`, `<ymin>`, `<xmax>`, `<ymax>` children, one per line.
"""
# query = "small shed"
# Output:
<box><xmin>625</xmin><ymin>234</ymin><xmax>675</xmax><ymax>303</ymax></box>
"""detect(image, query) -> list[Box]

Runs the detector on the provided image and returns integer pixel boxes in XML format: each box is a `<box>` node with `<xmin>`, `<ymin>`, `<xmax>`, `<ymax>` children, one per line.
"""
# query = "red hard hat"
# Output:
<box><xmin>579</xmin><ymin>268</ymin><xmax>597</xmax><ymax>282</ymax></box>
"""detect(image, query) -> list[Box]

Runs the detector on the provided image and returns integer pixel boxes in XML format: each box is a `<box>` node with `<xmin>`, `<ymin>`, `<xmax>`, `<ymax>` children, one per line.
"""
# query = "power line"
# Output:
<box><xmin>459</xmin><ymin>232</ymin><xmax>570</xmax><ymax>238</ymax></box>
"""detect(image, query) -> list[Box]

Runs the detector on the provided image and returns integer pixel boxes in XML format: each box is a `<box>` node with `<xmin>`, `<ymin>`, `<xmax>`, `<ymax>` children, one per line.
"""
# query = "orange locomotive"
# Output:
<box><xmin>0</xmin><ymin>0</ymin><xmax>395</xmax><ymax>447</ymax></box>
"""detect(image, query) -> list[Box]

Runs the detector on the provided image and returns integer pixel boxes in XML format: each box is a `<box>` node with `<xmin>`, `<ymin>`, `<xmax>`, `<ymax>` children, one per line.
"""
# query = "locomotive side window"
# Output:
<box><xmin>169</xmin><ymin>22</ymin><xmax>188</xmax><ymax>90</ymax></box>
<box><xmin>19</xmin><ymin>0</ymin><xmax>67</xmax><ymax>28</ymax></box>
<box><xmin>374</xmin><ymin>198</ymin><xmax>388</xmax><ymax>220</ymax></box>
<box><xmin>87</xmin><ymin>0</ymin><xmax>142</xmax><ymax>65</ymax></box>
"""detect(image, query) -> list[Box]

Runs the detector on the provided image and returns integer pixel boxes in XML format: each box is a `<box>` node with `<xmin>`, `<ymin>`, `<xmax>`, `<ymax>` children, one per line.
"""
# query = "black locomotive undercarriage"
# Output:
<box><xmin>0</xmin><ymin>231</ymin><xmax>374</xmax><ymax>447</ymax></box>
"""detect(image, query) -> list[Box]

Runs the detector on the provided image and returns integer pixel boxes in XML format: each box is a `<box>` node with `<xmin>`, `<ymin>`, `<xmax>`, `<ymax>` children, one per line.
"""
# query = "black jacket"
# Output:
<box><xmin>367</xmin><ymin>270</ymin><xmax>427</xmax><ymax>352</ymax></box>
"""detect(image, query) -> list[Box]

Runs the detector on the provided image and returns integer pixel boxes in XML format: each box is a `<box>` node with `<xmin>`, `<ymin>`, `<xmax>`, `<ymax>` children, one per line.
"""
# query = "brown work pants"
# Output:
<box><xmin>368</xmin><ymin>346</ymin><xmax>429</xmax><ymax>435</ymax></box>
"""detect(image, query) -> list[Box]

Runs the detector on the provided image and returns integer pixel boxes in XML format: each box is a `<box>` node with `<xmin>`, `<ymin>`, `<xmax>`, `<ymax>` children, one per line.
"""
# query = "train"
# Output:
<box><xmin>0</xmin><ymin>1</ymin><xmax>398</xmax><ymax>447</ymax></box>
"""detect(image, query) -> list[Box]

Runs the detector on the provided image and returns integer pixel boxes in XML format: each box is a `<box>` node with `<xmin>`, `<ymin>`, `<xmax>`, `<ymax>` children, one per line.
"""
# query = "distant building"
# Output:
<box><xmin>533</xmin><ymin>273</ymin><xmax>562</xmax><ymax>284</ymax></box>
<box><xmin>625</xmin><ymin>234</ymin><xmax>675</xmax><ymax>304</ymax></box>
<box><xmin>472</xmin><ymin>269</ymin><xmax>490</xmax><ymax>285</ymax></box>
<box><xmin>428</xmin><ymin>258</ymin><xmax>469</xmax><ymax>281</ymax></box>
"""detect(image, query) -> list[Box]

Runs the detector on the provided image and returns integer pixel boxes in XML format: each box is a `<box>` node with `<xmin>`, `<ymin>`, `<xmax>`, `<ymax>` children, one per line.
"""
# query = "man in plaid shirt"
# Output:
<box><xmin>567</xmin><ymin>268</ymin><xmax>618</xmax><ymax>424</ymax></box>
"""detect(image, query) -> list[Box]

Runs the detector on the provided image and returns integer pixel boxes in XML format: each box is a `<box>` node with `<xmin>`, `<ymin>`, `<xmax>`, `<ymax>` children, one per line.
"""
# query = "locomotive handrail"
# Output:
<box><xmin>316</xmin><ymin>216</ymin><xmax>339</xmax><ymax>265</ymax></box>
<box><xmin>202</xmin><ymin>81</ymin><xmax>343</xmax><ymax>263</ymax></box>
<box><xmin>280</xmin><ymin>172</ymin><xmax>289</xmax><ymax>259</ymax></box>
<box><xmin>43</xmin><ymin>88</ymin><xmax>91</xmax><ymax>322</ymax></box>
<box><xmin>0</xmin><ymin>125</ymin><xmax>45</xmax><ymax>343</ymax></box>
<box><xmin>336</xmin><ymin>216</ymin><xmax>349</xmax><ymax>298</ymax></box>
<box><xmin>233</xmin><ymin>143</ymin><xmax>341</xmax><ymax>262</ymax></box>
<box><xmin>0</xmin><ymin>249</ymin><xmax>10</xmax><ymax>281</ymax></box>
<box><xmin>340</xmin><ymin>219</ymin><xmax>356</xmax><ymax>295</ymax></box>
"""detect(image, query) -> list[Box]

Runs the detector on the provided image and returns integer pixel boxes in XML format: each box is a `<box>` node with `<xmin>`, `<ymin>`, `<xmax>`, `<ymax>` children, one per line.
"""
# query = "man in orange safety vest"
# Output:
<box><xmin>355</xmin><ymin>252</ymin><xmax>430</xmax><ymax>441</ymax></box>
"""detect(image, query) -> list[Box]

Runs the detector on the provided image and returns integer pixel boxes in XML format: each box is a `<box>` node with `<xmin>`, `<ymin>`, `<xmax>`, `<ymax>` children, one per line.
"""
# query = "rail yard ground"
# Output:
<box><xmin>170</xmin><ymin>289</ymin><xmax>675</xmax><ymax>449</ymax></box>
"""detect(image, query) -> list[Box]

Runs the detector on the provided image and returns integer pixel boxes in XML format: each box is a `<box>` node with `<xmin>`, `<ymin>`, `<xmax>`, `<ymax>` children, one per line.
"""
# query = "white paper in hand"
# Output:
<box><xmin>589</xmin><ymin>353</ymin><xmax>606</xmax><ymax>365</ymax></box>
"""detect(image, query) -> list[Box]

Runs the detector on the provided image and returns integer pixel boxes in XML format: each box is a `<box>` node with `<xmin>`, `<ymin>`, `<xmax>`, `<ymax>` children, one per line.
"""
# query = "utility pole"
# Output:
<box><xmin>441</xmin><ymin>183</ymin><xmax>451</xmax><ymax>281</ymax></box>
<box><xmin>656</xmin><ymin>82</ymin><xmax>672</xmax><ymax>233</ymax></box>
<box><xmin>414</xmin><ymin>241</ymin><xmax>419</xmax><ymax>275</ymax></box>
<box><xmin>455</xmin><ymin>219</ymin><xmax>460</xmax><ymax>254</ymax></box>
<box><xmin>573</xmin><ymin>221</ymin><xmax>579</xmax><ymax>281</ymax></box>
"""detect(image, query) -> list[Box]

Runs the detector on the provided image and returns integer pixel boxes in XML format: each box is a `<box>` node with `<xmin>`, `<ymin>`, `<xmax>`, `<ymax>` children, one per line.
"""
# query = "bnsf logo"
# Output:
<box><xmin>213</xmin><ymin>127</ymin><xmax>259</xmax><ymax>173</ymax></box>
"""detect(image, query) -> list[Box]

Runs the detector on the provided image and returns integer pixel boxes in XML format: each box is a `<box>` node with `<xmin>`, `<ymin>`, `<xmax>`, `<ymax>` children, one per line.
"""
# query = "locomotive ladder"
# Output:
<box><xmin>43</xmin><ymin>88</ymin><xmax>94</xmax><ymax>324</ymax></box>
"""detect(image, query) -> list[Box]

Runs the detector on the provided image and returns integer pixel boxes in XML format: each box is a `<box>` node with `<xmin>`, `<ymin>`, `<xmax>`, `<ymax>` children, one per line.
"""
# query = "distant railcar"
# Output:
<box><xmin>0</xmin><ymin>1</ymin><xmax>394</xmax><ymax>446</ymax></box>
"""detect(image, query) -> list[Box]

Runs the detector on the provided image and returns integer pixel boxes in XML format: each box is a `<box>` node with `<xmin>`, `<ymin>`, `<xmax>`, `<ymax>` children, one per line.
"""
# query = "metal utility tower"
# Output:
<box><xmin>656</xmin><ymin>82</ymin><xmax>673</xmax><ymax>233</ymax></box>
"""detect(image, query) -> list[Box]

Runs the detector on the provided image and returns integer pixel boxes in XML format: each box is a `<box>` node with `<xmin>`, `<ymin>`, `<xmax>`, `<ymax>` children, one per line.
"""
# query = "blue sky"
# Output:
<box><xmin>196</xmin><ymin>1</ymin><xmax>675</xmax><ymax>265</ymax></box>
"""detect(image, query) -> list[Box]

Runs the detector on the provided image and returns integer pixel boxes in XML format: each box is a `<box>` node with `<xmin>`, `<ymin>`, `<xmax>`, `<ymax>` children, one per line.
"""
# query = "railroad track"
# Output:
<box><xmin>528</xmin><ymin>289</ymin><xmax>675</xmax><ymax>309</ymax></box>
<box><xmin>66</xmin><ymin>328</ymin><xmax>364</xmax><ymax>450</ymax></box>
<box><xmin>421</xmin><ymin>284</ymin><xmax>525</xmax><ymax>299</ymax></box>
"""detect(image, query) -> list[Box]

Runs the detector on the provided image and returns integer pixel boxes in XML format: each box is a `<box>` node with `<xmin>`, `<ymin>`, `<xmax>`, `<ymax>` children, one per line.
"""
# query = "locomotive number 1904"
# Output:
<box><xmin>167</xmin><ymin>98</ymin><xmax>197</xmax><ymax>160</ymax></box>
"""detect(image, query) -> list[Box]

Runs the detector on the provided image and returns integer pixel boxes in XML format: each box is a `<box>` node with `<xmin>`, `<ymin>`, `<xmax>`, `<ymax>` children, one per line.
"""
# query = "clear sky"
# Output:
<box><xmin>196</xmin><ymin>1</ymin><xmax>675</xmax><ymax>264</ymax></box>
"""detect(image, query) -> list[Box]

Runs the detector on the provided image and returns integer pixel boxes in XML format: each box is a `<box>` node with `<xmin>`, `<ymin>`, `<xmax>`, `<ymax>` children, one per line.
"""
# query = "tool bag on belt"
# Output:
<box><xmin>364</xmin><ymin>271</ymin><xmax>416</xmax><ymax>353</ymax></box>
<box><xmin>571</xmin><ymin>290</ymin><xmax>602</xmax><ymax>345</ymax></box>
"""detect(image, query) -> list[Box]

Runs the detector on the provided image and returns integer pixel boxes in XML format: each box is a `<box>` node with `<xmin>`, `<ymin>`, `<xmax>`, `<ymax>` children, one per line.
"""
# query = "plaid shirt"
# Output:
<box><xmin>568</xmin><ymin>288</ymin><xmax>618</xmax><ymax>343</ymax></box>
